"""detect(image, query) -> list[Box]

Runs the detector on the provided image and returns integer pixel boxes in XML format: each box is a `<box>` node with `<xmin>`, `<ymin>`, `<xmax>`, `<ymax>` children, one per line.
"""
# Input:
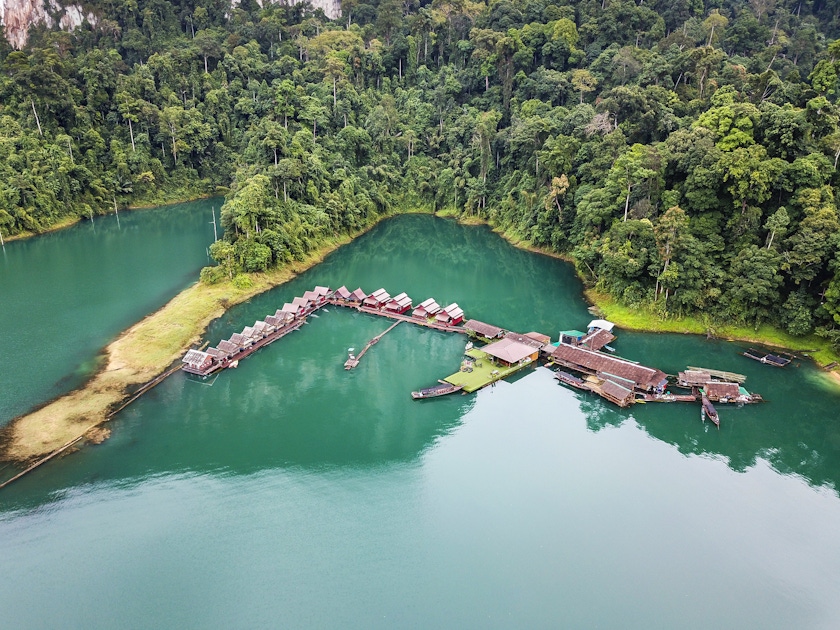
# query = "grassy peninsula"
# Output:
<box><xmin>0</xmin><ymin>224</ymin><xmax>394</xmax><ymax>464</ymax></box>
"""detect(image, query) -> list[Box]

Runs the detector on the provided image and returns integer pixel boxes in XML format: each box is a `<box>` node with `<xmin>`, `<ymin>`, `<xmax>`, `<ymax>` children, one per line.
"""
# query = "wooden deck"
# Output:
<box><xmin>443</xmin><ymin>348</ymin><xmax>533</xmax><ymax>393</ymax></box>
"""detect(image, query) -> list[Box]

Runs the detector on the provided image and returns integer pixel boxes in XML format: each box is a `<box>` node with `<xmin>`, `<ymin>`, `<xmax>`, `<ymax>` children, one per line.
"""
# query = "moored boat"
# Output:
<box><xmin>411</xmin><ymin>382</ymin><xmax>463</xmax><ymax>399</ymax></box>
<box><xmin>701</xmin><ymin>395</ymin><xmax>720</xmax><ymax>428</ymax></box>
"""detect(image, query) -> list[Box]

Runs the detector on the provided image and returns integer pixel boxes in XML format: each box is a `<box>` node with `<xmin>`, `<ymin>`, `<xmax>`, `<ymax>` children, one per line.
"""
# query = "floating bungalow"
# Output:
<box><xmin>348</xmin><ymin>288</ymin><xmax>367</xmax><ymax>304</ymax></box>
<box><xmin>314</xmin><ymin>285</ymin><xmax>331</xmax><ymax>299</ymax></box>
<box><xmin>549</xmin><ymin>343</ymin><xmax>668</xmax><ymax>393</ymax></box>
<box><xmin>412</xmin><ymin>298</ymin><xmax>441</xmax><ymax>319</ymax></box>
<box><xmin>229</xmin><ymin>332</ymin><xmax>252</xmax><ymax>349</ymax></box>
<box><xmin>332</xmin><ymin>286</ymin><xmax>352</xmax><ymax>302</ymax></box>
<box><xmin>435</xmin><ymin>303</ymin><xmax>464</xmax><ymax>326</ymax></box>
<box><xmin>302</xmin><ymin>290</ymin><xmax>324</xmax><ymax>307</ymax></box>
<box><xmin>481</xmin><ymin>337</ymin><xmax>539</xmax><ymax>367</ymax></box>
<box><xmin>282</xmin><ymin>301</ymin><xmax>305</xmax><ymax>319</ymax></box>
<box><xmin>292</xmin><ymin>296</ymin><xmax>314</xmax><ymax>314</ymax></box>
<box><xmin>553</xmin><ymin>370</ymin><xmax>635</xmax><ymax>407</ymax></box>
<box><xmin>677</xmin><ymin>370</ymin><xmax>713</xmax><ymax>388</ymax></box>
<box><xmin>363</xmin><ymin>288</ymin><xmax>391</xmax><ymax>309</ymax></box>
<box><xmin>384</xmin><ymin>292</ymin><xmax>412</xmax><ymax>314</ymax></box>
<box><xmin>182</xmin><ymin>349</ymin><xmax>215</xmax><ymax>375</ymax></box>
<box><xmin>463</xmin><ymin>319</ymin><xmax>504</xmax><ymax>340</ymax></box>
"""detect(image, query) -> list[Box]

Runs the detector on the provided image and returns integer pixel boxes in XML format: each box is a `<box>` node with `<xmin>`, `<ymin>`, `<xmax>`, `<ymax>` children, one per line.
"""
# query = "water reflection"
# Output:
<box><xmin>3</xmin><ymin>214</ymin><xmax>840</xmax><ymax>510</ymax></box>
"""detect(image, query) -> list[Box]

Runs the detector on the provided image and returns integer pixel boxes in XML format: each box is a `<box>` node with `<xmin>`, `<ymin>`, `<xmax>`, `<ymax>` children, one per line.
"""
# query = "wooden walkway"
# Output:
<box><xmin>345</xmin><ymin>320</ymin><xmax>402</xmax><ymax>369</ymax></box>
<box><xmin>328</xmin><ymin>300</ymin><xmax>469</xmax><ymax>334</ymax></box>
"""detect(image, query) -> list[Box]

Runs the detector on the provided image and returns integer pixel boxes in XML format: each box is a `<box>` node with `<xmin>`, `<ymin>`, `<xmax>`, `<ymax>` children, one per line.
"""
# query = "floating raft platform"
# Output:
<box><xmin>742</xmin><ymin>348</ymin><xmax>792</xmax><ymax>367</ymax></box>
<box><xmin>443</xmin><ymin>347</ymin><xmax>533</xmax><ymax>393</ymax></box>
<box><xmin>686</xmin><ymin>366</ymin><xmax>746</xmax><ymax>383</ymax></box>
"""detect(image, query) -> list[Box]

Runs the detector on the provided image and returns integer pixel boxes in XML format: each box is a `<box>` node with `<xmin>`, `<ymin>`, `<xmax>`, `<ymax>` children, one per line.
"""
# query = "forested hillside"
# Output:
<box><xmin>3</xmin><ymin>0</ymin><xmax>840</xmax><ymax>344</ymax></box>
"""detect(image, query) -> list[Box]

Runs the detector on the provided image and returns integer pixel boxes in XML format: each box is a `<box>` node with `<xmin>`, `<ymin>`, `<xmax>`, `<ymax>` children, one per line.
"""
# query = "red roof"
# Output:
<box><xmin>349</xmin><ymin>288</ymin><xmax>367</xmax><ymax>301</ymax></box>
<box><xmin>334</xmin><ymin>286</ymin><xmax>352</xmax><ymax>299</ymax></box>
<box><xmin>414</xmin><ymin>298</ymin><xmax>440</xmax><ymax>315</ymax></box>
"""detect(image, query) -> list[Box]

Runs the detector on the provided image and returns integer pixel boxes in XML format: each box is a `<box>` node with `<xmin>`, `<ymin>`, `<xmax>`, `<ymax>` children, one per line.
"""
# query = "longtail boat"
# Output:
<box><xmin>411</xmin><ymin>381</ymin><xmax>463</xmax><ymax>399</ymax></box>
<box><xmin>701</xmin><ymin>395</ymin><xmax>720</xmax><ymax>428</ymax></box>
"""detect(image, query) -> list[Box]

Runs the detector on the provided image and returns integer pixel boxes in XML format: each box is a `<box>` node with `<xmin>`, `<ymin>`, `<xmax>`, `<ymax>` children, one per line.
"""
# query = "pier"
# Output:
<box><xmin>345</xmin><ymin>320</ymin><xmax>402</xmax><ymax>369</ymax></box>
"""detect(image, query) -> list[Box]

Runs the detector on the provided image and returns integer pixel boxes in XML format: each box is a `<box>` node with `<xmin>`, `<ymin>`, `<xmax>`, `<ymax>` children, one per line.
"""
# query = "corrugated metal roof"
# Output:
<box><xmin>229</xmin><ymin>333</ymin><xmax>248</xmax><ymax>346</ymax></box>
<box><xmin>560</xmin><ymin>330</ymin><xmax>586</xmax><ymax>338</ymax></box>
<box><xmin>415</xmin><ymin>298</ymin><xmax>441</xmax><ymax>314</ymax></box>
<box><xmin>334</xmin><ymin>286</ymin><xmax>352</xmax><ymax>299</ymax></box>
<box><xmin>464</xmin><ymin>320</ymin><xmax>504</xmax><ymax>338</ymax></box>
<box><xmin>588</xmin><ymin>319</ymin><xmax>615</xmax><ymax>332</ymax></box>
<box><xmin>183</xmin><ymin>349</ymin><xmax>211</xmax><ymax>365</ymax></box>
<box><xmin>483</xmin><ymin>338</ymin><xmax>537</xmax><ymax>364</ymax></box>
<box><xmin>550</xmin><ymin>343</ymin><xmax>666</xmax><ymax>390</ymax></box>
<box><xmin>314</xmin><ymin>285</ymin><xmax>330</xmax><ymax>296</ymax></box>
<box><xmin>581</xmin><ymin>328</ymin><xmax>615</xmax><ymax>351</ymax></box>
<box><xmin>217</xmin><ymin>340</ymin><xmax>238</xmax><ymax>354</ymax></box>
<box><xmin>350</xmin><ymin>288</ymin><xmax>367</xmax><ymax>300</ymax></box>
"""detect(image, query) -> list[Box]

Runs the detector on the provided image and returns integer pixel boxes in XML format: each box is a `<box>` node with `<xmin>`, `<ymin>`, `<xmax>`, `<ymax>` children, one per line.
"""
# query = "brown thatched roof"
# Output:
<box><xmin>463</xmin><ymin>319</ymin><xmax>504</xmax><ymax>338</ymax></box>
<box><xmin>550</xmin><ymin>343</ymin><xmax>667</xmax><ymax>391</ymax></box>
<box><xmin>704</xmin><ymin>382</ymin><xmax>741</xmax><ymax>399</ymax></box>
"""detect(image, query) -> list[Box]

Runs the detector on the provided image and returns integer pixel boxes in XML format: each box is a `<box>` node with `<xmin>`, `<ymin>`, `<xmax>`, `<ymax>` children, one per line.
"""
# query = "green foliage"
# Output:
<box><xmin>3</xmin><ymin>0</ymin><xmax>840</xmax><ymax>340</ymax></box>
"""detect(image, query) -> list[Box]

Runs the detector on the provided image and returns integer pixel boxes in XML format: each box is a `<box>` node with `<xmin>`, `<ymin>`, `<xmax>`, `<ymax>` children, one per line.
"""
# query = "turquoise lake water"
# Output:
<box><xmin>2</xmin><ymin>213</ymin><xmax>840</xmax><ymax>628</ymax></box>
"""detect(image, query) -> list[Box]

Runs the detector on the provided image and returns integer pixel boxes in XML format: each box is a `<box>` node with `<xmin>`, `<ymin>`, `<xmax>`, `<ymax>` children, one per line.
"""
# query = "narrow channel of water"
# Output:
<box><xmin>2</xmin><ymin>214</ymin><xmax>839</xmax><ymax>627</ymax></box>
<box><xmin>0</xmin><ymin>200</ymin><xmax>219</xmax><ymax>423</ymax></box>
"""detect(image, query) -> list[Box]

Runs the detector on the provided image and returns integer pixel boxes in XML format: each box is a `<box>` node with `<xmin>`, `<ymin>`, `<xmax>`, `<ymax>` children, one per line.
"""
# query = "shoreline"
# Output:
<box><xmin>4</xmin><ymin>207</ymin><xmax>838</xmax><ymax>466</ymax></box>
<box><xmin>1</xmin><ymin>193</ymin><xmax>219</xmax><ymax>244</ymax></box>
<box><xmin>453</xmin><ymin>214</ymin><xmax>840</xmax><ymax>384</ymax></box>
<box><xmin>0</xmin><ymin>209</ymin><xmax>416</xmax><ymax>465</ymax></box>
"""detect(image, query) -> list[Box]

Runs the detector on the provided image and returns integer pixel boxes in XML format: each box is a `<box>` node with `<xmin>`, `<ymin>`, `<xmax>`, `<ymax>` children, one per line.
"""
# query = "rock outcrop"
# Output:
<box><xmin>1</xmin><ymin>0</ymin><xmax>92</xmax><ymax>49</ymax></box>
<box><xmin>1</xmin><ymin>0</ymin><xmax>341</xmax><ymax>49</ymax></box>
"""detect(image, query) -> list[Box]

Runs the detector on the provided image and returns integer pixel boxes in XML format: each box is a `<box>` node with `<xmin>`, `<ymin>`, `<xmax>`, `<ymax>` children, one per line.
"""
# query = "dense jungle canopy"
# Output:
<box><xmin>3</xmin><ymin>0</ymin><xmax>840</xmax><ymax>344</ymax></box>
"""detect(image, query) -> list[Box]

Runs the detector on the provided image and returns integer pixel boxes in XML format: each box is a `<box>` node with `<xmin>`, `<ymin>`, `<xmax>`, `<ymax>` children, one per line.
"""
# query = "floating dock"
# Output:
<box><xmin>742</xmin><ymin>348</ymin><xmax>792</xmax><ymax>367</ymax></box>
<box><xmin>442</xmin><ymin>347</ymin><xmax>534</xmax><ymax>393</ymax></box>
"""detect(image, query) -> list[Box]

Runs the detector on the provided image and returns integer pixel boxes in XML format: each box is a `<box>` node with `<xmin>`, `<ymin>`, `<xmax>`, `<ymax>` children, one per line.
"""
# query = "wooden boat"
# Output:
<box><xmin>701</xmin><ymin>395</ymin><xmax>720</xmax><ymax>428</ymax></box>
<box><xmin>554</xmin><ymin>370</ymin><xmax>588</xmax><ymax>390</ymax></box>
<box><xmin>742</xmin><ymin>348</ymin><xmax>792</xmax><ymax>367</ymax></box>
<box><xmin>411</xmin><ymin>381</ymin><xmax>463</xmax><ymax>399</ymax></box>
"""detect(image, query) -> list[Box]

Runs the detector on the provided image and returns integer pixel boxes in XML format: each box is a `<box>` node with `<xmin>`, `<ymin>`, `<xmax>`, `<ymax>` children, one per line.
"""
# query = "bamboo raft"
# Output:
<box><xmin>686</xmin><ymin>366</ymin><xmax>746</xmax><ymax>383</ymax></box>
<box><xmin>742</xmin><ymin>348</ymin><xmax>793</xmax><ymax>367</ymax></box>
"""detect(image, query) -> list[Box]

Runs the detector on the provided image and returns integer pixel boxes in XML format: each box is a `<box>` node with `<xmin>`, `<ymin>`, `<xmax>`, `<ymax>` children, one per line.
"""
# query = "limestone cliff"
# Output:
<box><xmin>1</xmin><ymin>0</ymin><xmax>340</xmax><ymax>49</ymax></box>
<box><xmin>1</xmin><ymin>0</ymin><xmax>92</xmax><ymax>48</ymax></box>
